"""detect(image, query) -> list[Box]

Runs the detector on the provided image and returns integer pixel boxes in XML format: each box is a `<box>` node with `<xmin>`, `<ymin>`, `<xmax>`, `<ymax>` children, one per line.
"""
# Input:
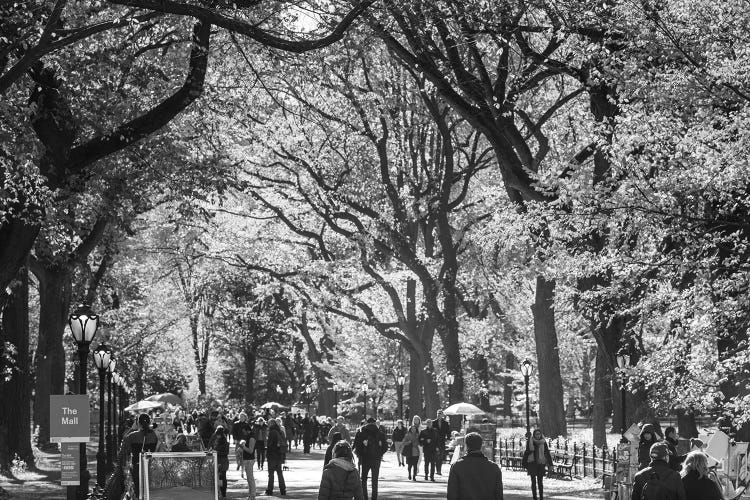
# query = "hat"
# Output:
<box><xmin>650</xmin><ymin>442</ymin><xmax>670</xmax><ymax>461</ymax></box>
<box><xmin>366</xmin><ymin>417</ymin><xmax>376</xmax><ymax>423</ymax></box>
<box><xmin>465</xmin><ymin>432</ymin><xmax>483</xmax><ymax>451</ymax></box>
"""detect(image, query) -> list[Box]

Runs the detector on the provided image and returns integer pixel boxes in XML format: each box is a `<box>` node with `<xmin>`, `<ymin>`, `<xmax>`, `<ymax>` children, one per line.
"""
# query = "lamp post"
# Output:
<box><xmin>111</xmin><ymin>372</ymin><xmax>120</xmax><ymax>461</ymax></box>
<box><xmin>106</xmin><ymin>358</ymin><xmax>116</xmax><ymax>471</ymax></box>
<box><xmin>69</xmin><ymin>304</ymin><xmax>100</xmax><ymax>500</ymax></box>
<box><xmin>361</xmin><ymin>381</ymin><xmax>368</xmax><ymax>417</ymax></box>
<box><xmin>445</xmin><ymin>373</ymin><xmax>455</xmax><ymax>405</ymax></box>
<box><xmin>305</xmin><ymin>385</ymin><xmax>312</xmax><ymax>414</ymax></box>
<box><xmin>617</xmin><ymin>354</ymin><xmax>631</xmax><ymax>444</ymax></box>
<box><xmin>397</xmin><ymin>373</ymin><xmax>405</xmax><ymax>419</ymax></box>
<box><xmin>92</xmin><ymin>344</ymin><xmax>111</xmax><ymax>487</ymax></box>
<box><xmin>520</xmin><ymin>359</ymin><xmax>534</xmax><ymax>438</ymax></box>
<box><xmin>332</xmin><ymin>384</ymin><xmax>339</xmax><ymax>415</ymax></box>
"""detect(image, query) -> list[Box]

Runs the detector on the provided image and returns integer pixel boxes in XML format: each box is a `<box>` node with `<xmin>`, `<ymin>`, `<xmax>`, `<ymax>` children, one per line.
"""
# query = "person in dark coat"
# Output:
<box><xmin>391</xmin><ymin>420</ymin><xmax>407</xmax><ymax>467</ymax></box>
<box><xmin>664</xmin><ymin>426</ymin><xmax>681</xmax><ymax>471</ymax></box>
<box><xmin>447</xmin><ymin>432</ymin><xmax>503</xmax><ymax>500</ymax></box>
<box><xmin>265</xmin><ymin>419</ymin><xmax>286</xmax><ymax>496</ymax></box>
<box><xmin>209</xmin><ymin>426</ymin><xmax>230</xmax><ymax>499</ymax></box>
<box><xmin>325</xmin><ymin>432</ymin><xmax>343</xmax><ymax>468</ymax></box>
<box><xmin>521</xmin><ymin>429</ymin><xmax>553</xmax><ymax>500</ymax></box>
<box><xmin>632</xmin><ymin>442</ymin><xmax>687</xmax><ymax>500</ymax></box>
<box><xmin>119</xmin><ymin>413</ymin><xmax>160</xmax><ymax>498</ymax></box>
<box><xmin>318</xmin><ymin>441</ymin><xmax>365</xmax><ymax>500</ymax></box>
<box><xmin>353</xmin><ymin>417</ymin><xmax>388</xmax><ymax>500</ymax></box>
<box><xmin>680</xmin><ymin>450</ymin><xmax>722</xmax><ymax>500</ymax></box>
<box><xmin>402</xmin><ymin>417</ymin><xmax>421</xmax><ymax>481</ymax></box>
<box><xmin>418</xmin><ymin>419</ymin><xmax>439</xmax><ymax>482</ymax></box>
<box><xmin>433</xmin><ymin>410</ymin><xmax>451</xmax><ymax>475</ymax></box>
<box><xmin>638</xmin><ymin>423</ymin><xmax>660</xmax><ymax>470</ymax></box>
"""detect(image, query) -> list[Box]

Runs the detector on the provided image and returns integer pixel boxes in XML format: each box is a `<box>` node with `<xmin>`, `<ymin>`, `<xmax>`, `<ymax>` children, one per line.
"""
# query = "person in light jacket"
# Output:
<box><xmin>401</xmin><ymin>416</ymin><xmax>421</xmax><ymax>481</ymax></box>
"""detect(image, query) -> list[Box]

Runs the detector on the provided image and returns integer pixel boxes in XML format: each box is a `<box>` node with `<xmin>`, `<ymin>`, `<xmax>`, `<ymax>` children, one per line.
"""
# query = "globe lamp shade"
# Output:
<box><xmin>93</xmin><ymin>344</ymin><xmax>112</xmax><ymax>371</ymax></box>
<box><xmin>520</xmin><ymin>359</ymin><xmax>534</xmax><ymax>378</ymax></box>
<box><xmin>69</xmin><ymin>304</ymin><xmax>100</xmax><ymax>345</ymax></box>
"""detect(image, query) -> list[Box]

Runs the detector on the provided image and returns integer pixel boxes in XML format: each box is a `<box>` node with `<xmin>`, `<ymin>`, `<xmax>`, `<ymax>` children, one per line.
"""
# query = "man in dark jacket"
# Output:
<box><xmin>447</xmin><ymin>432</ymin><xmax>503</xmax><ymax>500</ymax></box>
<box><xmin>631</xmin><ymin>442</ymin><xmax>687</xmax><ymax>500</ymax></box>
<box><xmin>265</xmin><ymin>419</ymin><xmax>286</xmax><ymax>496</ymax></box>
<box><xmin>419</xmin><ymin>419</ymin><xmax>440</xmax><ymax>481</ymax></box>
<box><xmin>433</xmin><ymin>410</ymin><xmax>451</xmax><ymax>475</ymax></box>
<box><xmin>353</xmin><ymin>417</ymin><xmax>388</xmax><ymax>500</ymax></box>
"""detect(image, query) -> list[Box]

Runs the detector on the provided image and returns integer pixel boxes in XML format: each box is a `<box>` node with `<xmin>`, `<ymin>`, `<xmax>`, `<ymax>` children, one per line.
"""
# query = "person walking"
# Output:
<box><xmin>255</xmin><ymin>417</ymin><xmax>268</xmax><ymax>470</ymax></box>
<box><xmin>233</xmin><ymin>412</ymin><xmax>251</xmax><ymax>478</ymax></box>
<box><xmin>265</xmin><ymin>418</ymin><xmax>286</xmax><ymax>496</ymax></box>
<box><xmin>119</xmin><ymin>413</ymin><xmax>160</xmax><ymax>498</ymax></box>
<box><xmin>325</xmin><ymin>432</ymin><xmax>343</xmax><ymax>468</ymax></box>
<box><xmin>664</xmin><ymin>426</ymin><xmax>681</xmax><ymax>471</ymax></box>
<box><xmin>318</xmin><ymin>441</ymin><xmax>365</xmax><ymax>500</ymax></box>
<box><xmin>391</xmin><ymin>420</ymin><xmax>407</xmax><ymax>467</ymax></box>
<box><xmin>209</xmin><ymin>426</ymin><xmax>230</xmax><ymax>499</ymax></box>
<box><xmin>433</xmin><ymin>410</ymin><xmax>451</xmax><ymax>475</ymax></box>
<box><xmin>631</xmin><ymin>442</ymin><xmax>687</xmax><ymax>500</ymax></box>
<box><xmin>238</xmin><ymin>435</ymin><xmax>257</xmax><ymax>500</ymax></box>
<box><xmin>522</xmin><ymin>429</ymin><xmax>553</xmax><ymax>500</ymax></box>
<box><xmin>328</xmin><ymin>416</ymin><xmax>351</xmax><ymax>443</ymax></box>
<box><xmin>638</xmin><ymin>424</ymin><xmax>660</xmax><ymax>470</ymax></box>
<box><xmin>447</xmin><ymin>432</ymin><xmax>503</xmax><ymax>500</ymax></box>
<box><xmin>354</xmin><ymin>417</ymin><xmax>388</xmax><ymax>500</ymax></box>
<box><xmin>402</xmin><ymin>416</ymin><xmax>421</xmax><ymax>481</ymax></box>
<box><xmin>680</xmin><ymin>451</ymin><xmax>722</xmax><ymax>500</ymax></box>
<box><xmin>418</xmin><ymin>419</ymin><xmax>439</xmax><ymax>482</ymax></box>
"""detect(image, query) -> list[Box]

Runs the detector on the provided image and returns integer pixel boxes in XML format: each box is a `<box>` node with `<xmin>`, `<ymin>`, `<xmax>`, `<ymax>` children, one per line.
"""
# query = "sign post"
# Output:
<box><xmin>51</xmin><ymin>395</ymin><xmax>90</xmax><ymax>498</ymax></box>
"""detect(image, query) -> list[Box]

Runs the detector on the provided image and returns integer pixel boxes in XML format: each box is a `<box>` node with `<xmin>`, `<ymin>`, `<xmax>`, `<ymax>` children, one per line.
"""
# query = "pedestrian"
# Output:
<box><xmin>521</xmin><ymin>429</ymin><xmax>553</xmax><ymax>500</ymax></box>
<box><xmin>283</xmin><ymin>412</ymin><xmax>296</xmax><ymax>452</ymax></box>
<box><xmin>631</xmin><ymin>442</ymin><xmax>687</xmax><ymax>500</ymax></box>
<box><xmin>265</xmin><ymin>418</ymin><xmax>286</xmax><ymax>496</ymax></box>
<box><xmin>233</xmin><ymin>412</ymin><xmax>251</xmax><ymax>478</ymax></box>
<box><xmin>209</xmin><ymin>426</ymin><xmax>230</xmax><ymax>499</ymax></box>
<box><xmin>303</xmin><ymin>414</ymin><xmax>316</xmax><ymax>453</ymax></box>
<box><xmin>402</xmin><ymin>416</ymin><xmax>421</xmax><ymax>481</ymax></box>
<box><xmin>447</xmin><ymin>432</ymin><xmax>503</xmax><ymax>500</ymax></box>
<box><xmin>255</xmin><ymin>417</ymin><xmax>268</xmax><ymax>470</ymax></box>
<box><xmin>418</xmin><ymin>418</ymin><xmax>439</xmax><ymax>481</ymax></box>
<box><xmin>328</xmin><ymin>415</ymin><xmax>351</xmax><ymax>443</ymax></box>
<box><xmin>238</xmin><ymin>436</ymin><xmax>257</xmax><ymax>500</ymax></box>
<box><xmin>119</xmin><ymin>413</ymin><xmax>160</xmax><ymax>498</ymax></box>
<box><xmin>391</xmin><ymin>420</ymin><xmax>407</xmax><ymax>467</ymax></box>
<box><xmin>276</xmin><ymin>417</ymin><xmax>289</xmax><ymax>468</ymax></box>
<box><xmin>664</xmin><ymin>426</ymin><xmax>681</xmax><ymax>471</ymax></box>
<box><xmin>354</xmin><ymin>417</ymin><xmax>388</xmax><ymax>500</ymax></box>
<box><xmin>638</xmin><ymin>424</ymin><xmax>660</xmax><ymax>470</ymax></box>
<box><xmin>198</xmin><ymin>411</ymin><xmax>216</xmax><ymax>449</ymax></box>
<box><xmin>325</xmin><ymin>432</ymin><xmax>343</xmax><ymax>468</ymax></box>
<box><xmin>433</xmin><ymin>410</ymin><xmax>451</xmax><ymax>475</ymax></box>
<box><xmin>680</xmin><ymin>450</ymin><xmax>722</xmax><ymax>500</ymax></box>
<box><xmin>318</xmin><ymin>441</ymin><xmax>365</xmax><ymax>500</ymax></box>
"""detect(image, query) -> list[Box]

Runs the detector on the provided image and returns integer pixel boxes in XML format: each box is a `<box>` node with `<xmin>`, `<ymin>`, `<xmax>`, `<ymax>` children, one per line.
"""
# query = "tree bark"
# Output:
<box><xmin>243</xmin><ymin>349</ymin><xmax>255</xmax><ymax>405</ymax></box>
<box><xmin>676</xmin><ymin>408</ymin><xmax>699</xmax><ymax>438</ymax></box>
<box><xmin>32</xmin><ymin>265</ymin><xmax>71</xmax><ymax>447</ymax></box>
<box><xmin>530</xmin><ymin>276</ymin><xmax>567</xmax><ymax>437</ymax></box>
<box><xmin>592</xmin><ymin>346</ymin><xmax>611</xmax><ymax>447</ymax></box>
<box><xmin>0</xmin><ymin>266</ymin><xmax>33</xmax><ymax>469</ymax></box>
<box><xmin>0</xmin><ymin>220</ymin><xmax>41</xmax><ymax>301</ymax></box>
<box><xmin>503</xmin><ymin>353</ymin><xmax>515</xmax><ymax>417</ymax></box>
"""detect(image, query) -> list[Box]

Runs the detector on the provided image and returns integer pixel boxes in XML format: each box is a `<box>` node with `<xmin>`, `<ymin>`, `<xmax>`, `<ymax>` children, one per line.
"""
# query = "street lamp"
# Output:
<box><xmin>92</xmin><ymin>344</ymin><xmax>111</xmax><ymax>487</ymax></box>
<box><xmin>106</xmin><ymin>358</ymin><xmax>116</xmax><ymax>471</ymax></box>
<box><xmin>111</xmin><ymin>372</ymin><xmax>120</xmax><ymax>461</ymax></box>
<box><xmin>276</xmin><ymin>384</ymin><xmax>282</xmax><ymax>396</ymax></box>
<box><xmin>332</xmin><ymin>384</ymin><xmax>339</xmax><ymax>415</ymax></box>
<box><xmin>445</xmin><ymin>373</ymin><xmax>455</xmax><ymax>405</ymax></box>
<box><xmin>361</xmin><ymin>381</ymin><xmax>368</xmax><ymax>417</ymax></box>
<box><xmin>305</xmin><ymin>385</ymin><xmax>312</xmax><ymax>414</ymax></box>
<box><xmin>69</xmin><ymin>304</ymin><xmax>100</xmax><ymax>499</ymax></box>
<box><xmin>617</xmin><ymin>353</ymin><xmax>631</xmax><ymax>444</ymax></box>
<box><xmin>520</xmin><ymin>359</ymin><xmax>534</xmax><ymax>437</ymax></box>
<box><xmin>397</xmin><ymin>373</ymin><xmax>405</xmax><ymax>419</ymax></box>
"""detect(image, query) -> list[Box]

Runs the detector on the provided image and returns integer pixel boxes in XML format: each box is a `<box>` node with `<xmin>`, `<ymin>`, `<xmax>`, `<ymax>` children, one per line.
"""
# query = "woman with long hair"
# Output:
<box><xmin>318</xmin><ymin>441</ymin><xmax>364</xmax><ymax>500</ymax></box>
<box><xmin>209</xmin><ymin>425</ymin><xmax>230</xmax><ymax>499</ymax></box>
<box><xmin>522</xmin><ymin>429</ymin><xmax>553</xmax><ymax>500</ymax></box>
<box><xmin>681</xmin><ymin>451</ymin><xmax>723</xmax><ymax>500</ymax></box>
<box><xmin>637</xmin><ymin>423</ymin><xmax>659</xmax><ymax>470</ymax></box>
<box><xmin>401</xmin><ymin>416</ymin><xmax>422</xmax><ymax>481</ymax></box>
<box><xmin>255</xmin><ymin>417</ymin><xmax>268</xmax><ymax>470</ymax></box>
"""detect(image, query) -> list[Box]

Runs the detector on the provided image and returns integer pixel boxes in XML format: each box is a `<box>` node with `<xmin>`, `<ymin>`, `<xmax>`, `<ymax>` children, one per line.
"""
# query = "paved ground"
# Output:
<box><xmin>1</xmin><ymin>445</ymin><xmax>606</xmax><ymax>499</ymax></box>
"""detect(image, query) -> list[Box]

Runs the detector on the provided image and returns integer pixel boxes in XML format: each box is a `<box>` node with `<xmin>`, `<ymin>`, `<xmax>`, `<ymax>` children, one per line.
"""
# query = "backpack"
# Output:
<box><xmin>364</xmin><ymin>428</ymin><xmax>385</xmax><ymax>459</ymax></box>
<box><xmin>641</xmin><ymin>470</ymin><xmax>671</xmax><ymax>500</ymax></box>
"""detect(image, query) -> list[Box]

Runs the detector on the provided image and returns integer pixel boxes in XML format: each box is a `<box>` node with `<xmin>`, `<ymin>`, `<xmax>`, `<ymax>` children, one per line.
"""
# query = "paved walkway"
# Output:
<box><xmin>226</xmin><ymin>447</ymin><xmax>605</xmax><ymax>500</ymax></box>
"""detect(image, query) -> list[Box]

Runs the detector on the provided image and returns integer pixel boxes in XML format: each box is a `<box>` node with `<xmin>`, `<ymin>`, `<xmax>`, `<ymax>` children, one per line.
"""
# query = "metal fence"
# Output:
<box><xmin>496</xmin><ymin>435</ymin><xmax>618</xmax><ymax>479</ymax></box>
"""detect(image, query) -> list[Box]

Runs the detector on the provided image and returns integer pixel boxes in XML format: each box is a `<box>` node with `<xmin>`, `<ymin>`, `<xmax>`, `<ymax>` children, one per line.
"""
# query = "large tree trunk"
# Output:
<box><xmin>33</xmin><ymin>266</ymin><xmax>71</xmax><ymax>447</ymax></box>
<box><xmin>407</xmin><ymin>349</ymin><xmax>424</xmax><ymax>421</ymax></box>
<box><xmin>592</xmin><ymin>346</ymin><xmax>611</xmax><ymax>447</ymax></box>
<box><xmin>189</xmin><ymin>313</ymin><xmax>206</xmax><ymax>395</ymax></box>
<box><xmin>676</xmin><ymin>409</ymin><xmax>698</xmax><ymax>438</ymax></box>
<box><xmin>0</xmin><ymin>266</ymin><xmax>33</xmax><ymax>470</ymax></box>
<box><xmin>503</xmin><ymin>353</ymin><xmax>515</xmax><ymax>417</ymax></box>
<box><xmin>0</xmin><ymin>221</ymin><xmax>40</xmax><ymax>302</ymax></box>
<box><xmin>530</xmin><ymin>276</ymin><xmax>567</xmax><ymax>437</ymax></box>
<box><xmin>580</xmin><ymin>345</ymin><xmax>595</xmax><ymax>410</ymax></box>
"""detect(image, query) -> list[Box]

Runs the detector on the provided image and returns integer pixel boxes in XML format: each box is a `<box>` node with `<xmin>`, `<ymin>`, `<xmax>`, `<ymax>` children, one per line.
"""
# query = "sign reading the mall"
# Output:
<box><xmin>50</xmin><ymin>395</ymin><xmax>90</xmax><ymax>443</ymax></box>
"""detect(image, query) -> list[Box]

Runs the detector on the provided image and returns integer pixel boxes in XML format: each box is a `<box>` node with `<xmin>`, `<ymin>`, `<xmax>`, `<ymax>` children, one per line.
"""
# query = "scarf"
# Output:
<box><xmin>528</xmin><ymin>438</ymin><xmax>547</xmax><ymax>465</ymax></box>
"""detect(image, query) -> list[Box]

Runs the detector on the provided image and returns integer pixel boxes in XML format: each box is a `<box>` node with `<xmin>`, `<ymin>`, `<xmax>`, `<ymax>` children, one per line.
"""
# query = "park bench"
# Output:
<box><xmin>550</xmin><ymin>450</ymin><xmax>576</xmax><ymax>480</ymax></box>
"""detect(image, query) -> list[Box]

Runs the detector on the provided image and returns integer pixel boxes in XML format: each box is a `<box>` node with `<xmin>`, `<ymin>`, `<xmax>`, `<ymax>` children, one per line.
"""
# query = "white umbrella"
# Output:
<box><xmin>260</xmin><ymin>402</ymin><xmax>289</xmax><ymax>410</ymax></box>
<box><xmin>124</xmin><ymin>400</ymin><xmax>163</xmax><ymax>412</ymax></box>
<box><xmin>145</xmin><ymin>393</ymin><xmax>183</xmax><ymax>406</ymax></box>
<box><xmin>443</xmin><ymin>402</ymin><xmax>485</xmax><ymax>416</ymax></box>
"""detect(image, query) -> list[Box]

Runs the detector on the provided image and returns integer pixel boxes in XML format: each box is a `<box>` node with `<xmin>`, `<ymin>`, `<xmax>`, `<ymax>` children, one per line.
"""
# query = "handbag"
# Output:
<box><xmin>402</xmin><ymin>443</ymin><xmax>412</xmax><ymax>457</ymax></box>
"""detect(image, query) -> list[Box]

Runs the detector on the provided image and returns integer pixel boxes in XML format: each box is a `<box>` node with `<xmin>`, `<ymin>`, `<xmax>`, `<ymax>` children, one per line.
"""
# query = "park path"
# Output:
<box><xmin>226</xmin><ymin>446</ymin><xmax>605</xmax><ymax>500</ymax></box>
